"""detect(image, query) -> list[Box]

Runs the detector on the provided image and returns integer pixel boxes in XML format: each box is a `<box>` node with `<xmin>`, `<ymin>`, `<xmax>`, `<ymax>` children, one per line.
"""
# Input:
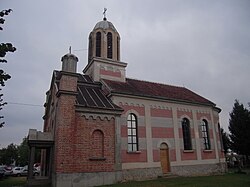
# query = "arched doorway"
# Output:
<box><xmin>160</xmin><ymin>143</ymin><xmax>170</xmax><ymax>174</ymax></box>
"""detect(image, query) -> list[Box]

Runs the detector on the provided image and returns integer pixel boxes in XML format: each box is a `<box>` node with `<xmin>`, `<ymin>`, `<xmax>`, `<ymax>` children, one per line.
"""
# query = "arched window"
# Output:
<box><xmin>91</xmin><ymin>130</ymin><xmax>104</xmax><ymax>157</ymax></box>
<box><xmin>96</xmin><ymin>32</ymin><xmax>101</xmax><ymax>57</ymax></box>
<box><xmin>117</xmin><ymin>36</ymin><xmax>120</xmax><ymax>61</ymax></box>
<box><xmin>88</xmin><ymin>35</ymin><xmax>93</xmax><ymax>63</ymax></box>
<box><xmin>127</xmin><ymin>113</ymin><xmax>138</xmax><ymax>152</ymax></box>
<box><xmin>107</xmin><ymin>32</ymin><xmax>112</xmax><ymax>59</ymax></box>
<box><xmin>182</xmin><ymin>118</ymin><xmax>192</xmax><ymax>150</ymax></box>
<box><xmin>201</xmin><ymin>119</ymin><xmax>211</xmax><ymax>150</ymax></box>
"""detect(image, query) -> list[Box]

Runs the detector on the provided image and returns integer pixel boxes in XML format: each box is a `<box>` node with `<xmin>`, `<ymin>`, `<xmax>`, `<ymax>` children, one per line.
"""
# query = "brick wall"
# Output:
<box><xmin>152</xmin><ymin>127</ymin><xmax>174</xmax><ymax>138</ymax></box>
<box><xmin>55</xmin><ymin>113</ymin><xmax>116</xmax><ymax>173</ymax></box>
<box><xmin>59</xmin><ymin>75</ymin><xmax>78</xmax><ymax>92</ymax></box>
<box><xmin>53</xmin><ymin>72</ymin><xmax>116</xmax><ymax>173</ymax></box>
<box><xmin>100</xmin><ymin>68</ymin><xmax>121</xmax><ymax>78</ymax></box>
<box><xmin>54</xmin><ymin>72</ymin><xmax>78</xmax><ymax>173</ymax></box>
<box><xmin>201</xmin><ymin>150</ymin><xmax>216</xmax><ymax>160</ymax></box>
<box><xmin>150</xmin><ymin>108</ymin><xmax>172</xmax><ymax>118</ymax></box>
<box><xmin>54</xmin><ymin>94</ymin><xmax>76</xmax><ymax>173</ymax></box>
<box><xmin>121</xmin><ymin>150</ymin><xmax>147</xmax><ymax>162</ymax></box>
<box><xmin>181</xmin><ymin>150</ymin><xmax>197</xmax><ymax>160</ymax></box>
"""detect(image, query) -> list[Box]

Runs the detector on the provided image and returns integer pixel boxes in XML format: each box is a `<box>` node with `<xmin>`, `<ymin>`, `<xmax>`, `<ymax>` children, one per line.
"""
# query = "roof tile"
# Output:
<box><xmin>103</xmin><ymin>78</ymin><xmax>214</xmax><ymax>106</ymax></box>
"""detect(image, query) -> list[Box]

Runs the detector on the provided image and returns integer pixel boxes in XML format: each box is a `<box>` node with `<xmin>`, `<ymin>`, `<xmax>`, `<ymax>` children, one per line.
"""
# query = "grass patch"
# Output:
<box><xmin>102</xmin><ymin>173</ymin><xmax>250</xmax><ymax>187</ymax></box>
<box><xmin>0</xmin><ymin>172</ymin><xmax>249</xmax><ymax>187</ymax></box>
<box><xmin>0</xmin><ymin>176</ymin><xmax>26</xmax><ymax>187</ymax></box>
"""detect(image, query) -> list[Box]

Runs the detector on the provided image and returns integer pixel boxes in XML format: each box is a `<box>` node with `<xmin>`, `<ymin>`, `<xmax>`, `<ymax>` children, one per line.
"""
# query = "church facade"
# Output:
<box><xmin>29</xmin><ymin>16</ymin><xmax>226</xmax><ymax>187</ymax></box>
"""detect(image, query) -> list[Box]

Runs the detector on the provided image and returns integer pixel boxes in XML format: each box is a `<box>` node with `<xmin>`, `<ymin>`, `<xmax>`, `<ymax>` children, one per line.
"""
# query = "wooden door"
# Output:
<box><xmin>160</xmin><ymin>143</ymin><xmax>170</xmax><ymax>173</ymax></box>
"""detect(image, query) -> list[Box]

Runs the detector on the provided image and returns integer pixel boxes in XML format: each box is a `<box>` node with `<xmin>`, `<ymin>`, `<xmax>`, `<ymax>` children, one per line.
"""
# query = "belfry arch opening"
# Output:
<box><xmin>107</xmin><ymin>32</ymin><xmax>113</xmax><ymax>59</ymax></box>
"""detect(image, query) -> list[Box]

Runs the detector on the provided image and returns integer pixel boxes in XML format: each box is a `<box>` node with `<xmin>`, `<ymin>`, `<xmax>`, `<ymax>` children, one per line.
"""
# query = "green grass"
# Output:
<box><xmin>0</xmin><ymin>176</ymin><xmax>26</xmax><ymax>187</ymax></box>
<box><xmin>0</xmin><ymin>172</ymin><xmax>249</xmax><ymax>187</ymax></box>
<box><xmin>102</xmin><ymin>173</ymin><xmax>250</xmax><ymax>187</ymax></box>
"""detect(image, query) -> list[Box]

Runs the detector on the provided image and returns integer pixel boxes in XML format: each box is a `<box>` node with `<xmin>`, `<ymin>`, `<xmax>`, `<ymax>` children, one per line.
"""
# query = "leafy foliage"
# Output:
<box><xmin>17</xmin><ymin>137</ymin><xmax>29</xmax><ymax>166</ymax></box>
<box><xmin>0</xmin><ymin>9</ymin><xmax>12</xmax><ymax>30</ymax></box>
<box><xmin>0</xmin><ymin>143</ymin><xmax>18</xmax><ymax>165</ymax></box>
<box><xmin>0</xmin><ymin>9</ymin><xmax>16</xmax><ymax>128</ymax></box>
<box><xmin>0</xmin><ymin>43</ymin><xmax>16</xmax><ymax>64</ymax></box>
<box><xmin>0</xmin><ymin>93</ymin><xmax>7</xmax><ymax>127</ymax></box>
<box><xmin>220</xmin><ymin>127</ymin><xmax>230</xmax><ymax>154</ymax></box>
<box><xmin>228</xmin><ymin>100</ymin><xmax>250</xmax><ymax>157</ymax></box>
<box><xmin>0</xmin><ymin>137</ymin><xmax>42</xmax><ymax>166</ymax></box>
<box><xmin>0</xmin><ymin>138</ymin><xmax>28</xmax><ymax>166</ymax></box>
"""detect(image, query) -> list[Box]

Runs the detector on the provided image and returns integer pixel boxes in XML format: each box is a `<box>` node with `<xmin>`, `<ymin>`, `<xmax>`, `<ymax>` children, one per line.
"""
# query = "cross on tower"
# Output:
<box><xmin>103</xmin><ymin>8</ymin><xmax>107</xmax><ymax>20</ymax></box>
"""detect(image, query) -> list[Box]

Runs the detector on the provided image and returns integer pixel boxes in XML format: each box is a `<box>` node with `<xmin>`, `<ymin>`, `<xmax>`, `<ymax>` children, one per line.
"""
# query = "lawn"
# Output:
<box><xmin>0</xmin><ymin>176</ymin><xmax>26</xmax><ymax>187</ymax></box>
<box><xmin>102</xmin><ymin>172</ymin><xmax>250</xmax><ymax>187</ymax></box>
<box><xmin>0</xmin><ymin>172</ymin><xmax>249</xmax><ymax>187</ymax></box>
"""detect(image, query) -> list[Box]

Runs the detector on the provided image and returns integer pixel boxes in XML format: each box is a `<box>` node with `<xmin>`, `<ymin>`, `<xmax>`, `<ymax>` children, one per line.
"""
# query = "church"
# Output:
<box><xmin>27</xmin><ymin>14</ymin><xmax>226</xmax><ymax>187</ymax></box>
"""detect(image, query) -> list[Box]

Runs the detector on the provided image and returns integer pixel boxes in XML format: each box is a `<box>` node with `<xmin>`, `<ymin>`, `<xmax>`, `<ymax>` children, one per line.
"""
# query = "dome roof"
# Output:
<box><xmin>61</xmin><ymin>53</ymin><xmax>78</xmax><ymax>62</ymax></box>
<box><xmin>93</xmin><ymin>19</ymin><xmax>118</xmax><ymax>32</ymax></box>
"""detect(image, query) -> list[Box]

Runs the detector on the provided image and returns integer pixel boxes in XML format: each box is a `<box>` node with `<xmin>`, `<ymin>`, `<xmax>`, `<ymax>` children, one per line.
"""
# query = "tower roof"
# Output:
<box><xmin>93</xmin><ymin>19</ymin><xmax>118</xmax><ymax>32</ymax></box>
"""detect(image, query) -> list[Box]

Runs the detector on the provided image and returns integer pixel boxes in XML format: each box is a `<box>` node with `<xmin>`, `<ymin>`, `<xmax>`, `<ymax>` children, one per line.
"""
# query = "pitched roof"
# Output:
<box><xmin>102</xmin><ymin>78</ymin><xmax>215</xmax><ymax>106</ymax></box>
<box><xmin>76</xmin><ymin>75</ymin><xmax>122</xmax><ymax>111</ymax></box>
<box><xmin>54</xmin><ymin>71</ymin><xmax>122</xmax><ymax>111</ymax></box>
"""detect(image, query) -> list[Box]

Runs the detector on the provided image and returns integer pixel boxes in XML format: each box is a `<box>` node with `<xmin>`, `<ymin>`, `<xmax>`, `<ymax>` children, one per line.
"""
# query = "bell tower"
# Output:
<box><xmin>83</xmin><ymin>10</ymin><xmax>127</xmax><ymax>82</ymax></box>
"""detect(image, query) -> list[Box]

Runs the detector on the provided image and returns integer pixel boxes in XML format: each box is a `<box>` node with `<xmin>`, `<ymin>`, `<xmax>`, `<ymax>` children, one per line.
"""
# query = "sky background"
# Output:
<box><xmin>1</xmin><ymin>0</ymin><xmax>250</xmax><ymax>148</ymax></box>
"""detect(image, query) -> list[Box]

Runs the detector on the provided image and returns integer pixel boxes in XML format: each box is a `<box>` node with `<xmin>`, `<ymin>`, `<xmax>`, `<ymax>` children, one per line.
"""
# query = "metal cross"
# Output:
<box><xmin>103</xmin><ymin>8</ymin><xmax>107</xmax><ymax>20</ymax></box>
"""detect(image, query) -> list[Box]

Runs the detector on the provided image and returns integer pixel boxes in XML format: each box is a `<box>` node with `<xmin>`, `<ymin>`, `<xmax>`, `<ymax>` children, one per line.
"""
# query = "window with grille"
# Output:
<box><xmin>201</xmin><ymin>119</ymin><xmax>211</xmax><ymax>150</ymax></box>
<box><xmin>127</xmin><ymin>113</ymin><xmax>138</xmax><ymax>152</ymax></box>
<box><xmin>182</xmin><ymin>118</ymin><xmax>192</xmax><ymax>150</ymax></box>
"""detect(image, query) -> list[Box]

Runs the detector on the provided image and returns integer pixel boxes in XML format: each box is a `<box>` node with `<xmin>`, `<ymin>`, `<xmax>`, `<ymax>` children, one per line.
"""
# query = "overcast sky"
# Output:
<box><xmin>1</xmin><ymin>0</ymin><xmax>249</xmax><ymax>148</ymax></box>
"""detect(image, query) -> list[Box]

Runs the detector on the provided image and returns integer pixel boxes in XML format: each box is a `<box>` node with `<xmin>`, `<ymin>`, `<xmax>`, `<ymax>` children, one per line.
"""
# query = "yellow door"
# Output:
<box><xmin>160</xmin><ymin>143</ymin><xmax>170</xmax><ymax>173</ymax></box>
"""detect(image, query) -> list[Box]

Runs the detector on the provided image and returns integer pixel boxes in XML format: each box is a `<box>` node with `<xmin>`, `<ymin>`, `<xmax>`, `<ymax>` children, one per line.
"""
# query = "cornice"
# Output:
<box><xmin>81</xmin><ymin>113</ymin><xmax>115</xmax><ymax>121</ymax></box>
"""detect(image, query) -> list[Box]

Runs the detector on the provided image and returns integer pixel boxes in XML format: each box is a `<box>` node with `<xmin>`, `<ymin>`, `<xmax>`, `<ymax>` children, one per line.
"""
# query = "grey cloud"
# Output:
<box><xmin>0</xmin><ymin>0</ymin><xmax>249</xmax><ymax>148</ymax></box>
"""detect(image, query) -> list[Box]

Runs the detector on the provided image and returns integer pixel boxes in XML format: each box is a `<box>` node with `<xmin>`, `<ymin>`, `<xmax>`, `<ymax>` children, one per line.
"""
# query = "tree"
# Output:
<box><xmin>0</xmin><ymin>137</ymin><xmax>41</xmax><ymax>167</ymax></box>
<box><xmin>0</xmin><ymin>138</ymin><xmax>29</xmax><ymax>166</ymax></box>
<box><xmin>0</xmin><ymin>143</ymin><xmax>18</xmax><ymax>165</ymax></box>
<box><xmin>220</xmin><ymin>127</ymin><xmax>230</xmax><ymax>154</ymax></box>
<box><xmin>228</xmin><ymin>100</ymin><xmax>250</xmax><ymax>158</ymax></box>
<box><xmin>17</xmin><ymin>137</ymin><xmax>29</xmax><ymax>166</ymax></box>
<box><xmin>0</xmin><ymin>9</ymin><xmax>16</xmax><ymax>128</ymax></box>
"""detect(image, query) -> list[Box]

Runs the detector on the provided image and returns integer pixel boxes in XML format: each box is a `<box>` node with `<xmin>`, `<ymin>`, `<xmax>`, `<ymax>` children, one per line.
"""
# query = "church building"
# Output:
<box><xmin>28</xmin><ymin>15</ymin><xmax>226</xmax><ymax>187</ymax></box>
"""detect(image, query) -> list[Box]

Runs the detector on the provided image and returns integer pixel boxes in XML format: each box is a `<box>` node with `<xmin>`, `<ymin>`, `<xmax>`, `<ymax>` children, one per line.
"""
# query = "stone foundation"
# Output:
<box><xmin>171</xmin><ymin>162</ymin><xmax>227</xmax><ymax>176</ymax></box>
<box><xmin>53</xmin><ymin>163</ymin><xmax>227</xmax><ymax>186</ymax></box>
<box><xmin>121</xmin><ymin>167</ymin><xmax>162</xmax><ymax>181</ymax></box>
<box><xmin>54</xmin><ymin>167</ymin><xmax>162</xmax><ymax>187</ymax></box>
<box><xmin>55</xmin><ymin>171</ymin><xmax>122</xmax><ymax>187</ymax></box>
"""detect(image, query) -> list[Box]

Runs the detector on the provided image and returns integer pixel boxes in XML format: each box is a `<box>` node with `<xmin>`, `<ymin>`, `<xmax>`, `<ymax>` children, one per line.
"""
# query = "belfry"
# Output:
<box><xmin>84</xmin><ymin>10</ymin><xmax>127</xmax><ymax>82</ymax></box>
